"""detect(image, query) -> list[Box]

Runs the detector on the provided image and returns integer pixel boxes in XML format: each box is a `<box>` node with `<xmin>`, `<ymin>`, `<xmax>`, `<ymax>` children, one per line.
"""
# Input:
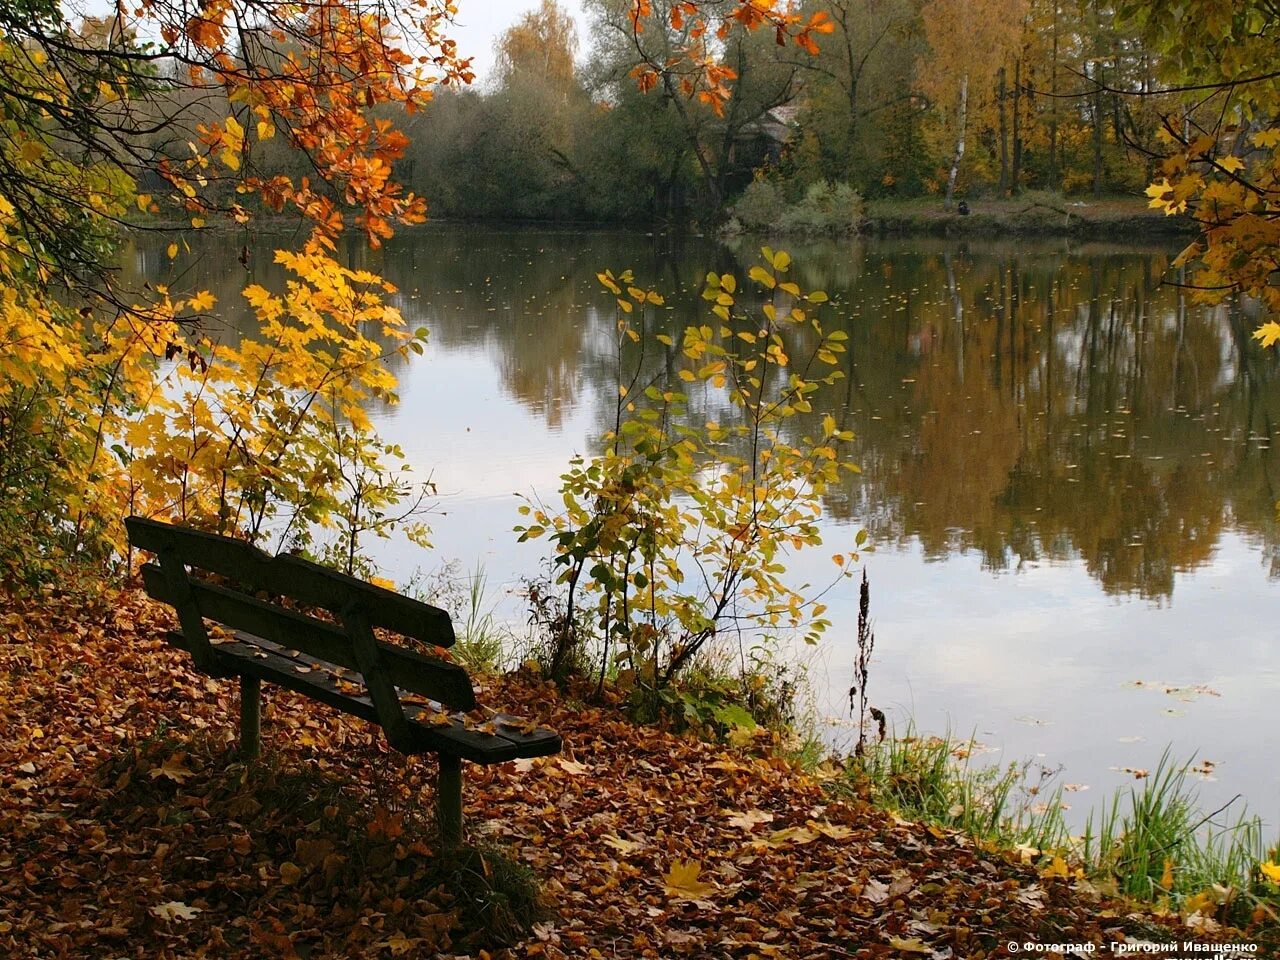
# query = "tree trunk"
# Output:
<box><xmin>997</xmin><ymin>67</ymin><xmax>1009</xmax><ymax>196</ymax></box>
<box><xmin>1049</xmin><ymin>3</ymin><xmax>1059</xmax><ymax>190</ymax></box>
<box><xmin>945</xmin><ymin>74</ymin><xmax>968</xmax><ymax>212</ymax></box>
<box><xmin>1091</xmin><ymin>65</ymin><xmax>1104</xmax><ymax>198</ymax></box>
<box><xmin>1012</xmin><ymin>58</ymin><xmax>1023</xmax><ymax>194</ymax></box>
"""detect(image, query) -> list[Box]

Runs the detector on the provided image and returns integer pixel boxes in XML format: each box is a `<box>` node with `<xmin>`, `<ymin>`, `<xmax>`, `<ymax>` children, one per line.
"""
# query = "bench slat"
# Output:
<box><xmin>141</xmin><ymin>563</ymin><xmax>475</xmax><ymax>710</ymax></box>
<box><xmin>165</xmin><ymin>630</ymin><xmax>533</xmax><ymax>763</ymax></box>
<box><xmin>490</xmin><ymin>713</ymin><xmax>565</xmax><ymax>756</ymax></box>
<box><xmin>127</xmin><ymin>517</ymin><xmax>455</xmax><ymax>647</ymax></box>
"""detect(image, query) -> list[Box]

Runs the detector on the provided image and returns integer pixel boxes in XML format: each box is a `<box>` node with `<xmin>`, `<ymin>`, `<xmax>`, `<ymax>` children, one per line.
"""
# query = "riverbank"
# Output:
<box><xmin>126</xmin><ymin>194</ymin><xmax>1197</xmax><ymax>242</ymax></box>
<box><xmin>865</xmin><ymin>194</ymin><xmax>1195</xmax><ymax>238</ymax></box>
<box><xmin>3</xmin><ymin>586</ymin><xmax>1273</xmax><ymax>958</ymax></box>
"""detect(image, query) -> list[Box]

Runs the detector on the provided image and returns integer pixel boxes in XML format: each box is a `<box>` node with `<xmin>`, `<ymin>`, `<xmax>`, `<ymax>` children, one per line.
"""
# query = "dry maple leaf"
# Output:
<box><xmin>887</xmin><ymin>936</ymin><xmax>932</xmax><ymax>954</ymax></box>
<box><xmin>150</xmin><ymin>901</ymin><xmax>201</xmax><ymax>921</ymax></box>
<box><xmin>602</xmin><ymin>834</ymin><xmax>645</xmax><ymax>855</ymax></box>
<box><xmin>814</xmin><ymin>821</ymin><xmax>854</xmax><ymax>841</ymax></box>
<box><xmin>725</xmin><ymin>808</ymin><xmax>773</xmax><ymax>830</ymax></box>
<box><xmin>557</xmin><ymin>758</ymin><xmax>589</xmax><ymax>775</ymax></box>
<box><xmin>148</xmin><ymin>755</ymin><xmax>195</xmax><ymax>784</ymax></box>
<box><xmin>764</xmin><ymin>825</ymin><xmax>819</xmax><ymax>846</ymax></box>
<box><xmin>662</xmin><ymin>859</ymin><xmax>717</xmax><ymax>899</ymax></box>
<box><xmin>862</xmin><ymin>878</ymin><xmax>890</xmax><ymax>903</ymax></box>
<box><xmin>376</xmin><ymin>935</ymin><xmax>419</xmax><ymax>955</ymax></box>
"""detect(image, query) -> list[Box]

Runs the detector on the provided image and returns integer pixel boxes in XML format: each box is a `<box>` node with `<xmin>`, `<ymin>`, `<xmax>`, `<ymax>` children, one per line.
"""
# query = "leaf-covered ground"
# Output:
<box><xmin>1</xmin><ymin>587</ymin><xmax>1268</xmax><ymax>959</ymax></box>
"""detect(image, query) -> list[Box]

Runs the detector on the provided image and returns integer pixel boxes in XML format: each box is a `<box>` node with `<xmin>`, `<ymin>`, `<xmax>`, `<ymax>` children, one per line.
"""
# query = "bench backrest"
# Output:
<box><xmin>126</xmin><ymin>517</ymin><xmax>474</xmax><ymax>746</ymax></box>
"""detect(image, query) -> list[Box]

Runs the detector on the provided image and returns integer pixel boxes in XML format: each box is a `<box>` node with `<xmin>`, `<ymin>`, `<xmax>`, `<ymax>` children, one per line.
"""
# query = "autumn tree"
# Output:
<box><xmin>917</xmin><ymin>0</ymin><xmax>1027</xmax><ymax>208</ymax></box>
<box><xmin>0</xmin><ymin>0</ymin><xmax>469</xmax><ymax>584</ymax></box>
<box><xmin>1126</xmin><ymin>0</ymin><xmax>1280</xmax><ymax>355</ymax></box>
<box><xmin>783</xmin><ymin>0</ymin><xmax>924</xmax><ymax>190</ymax></box>
<box><xmin>589</xmin><ymin>0</ymin><xmax>819</xmax><ymax>210</ymax></box>
<box><xmin>495</xmin><ymin>0</ymin><xmax>580</xmax><ymax>94</ymax></box>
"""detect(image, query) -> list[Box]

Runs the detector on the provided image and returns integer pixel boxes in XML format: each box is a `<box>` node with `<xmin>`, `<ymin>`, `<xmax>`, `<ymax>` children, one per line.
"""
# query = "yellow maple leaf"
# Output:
<box><xmin>726</xmin><ymin>808</ymin><xmax>773</xmax><ymax>830</ymax></box>
<box><xmin>663</xmin><ymin>859</ymin><xmax>717</xmax><ymax>898</ymax></box>
<box><xmin>188</xmin><ymin>290</ymin><xmax>216</xmax><ymax>313</ymax></box>
<box><xmin>1253</xmin><ymin>322</ymin><xmax>1280</xmax><ymax>349</ymax></box>
<box><xmin>1252</xmin><ymin>128</ymin><xmax>1280</xmax><ymax>150</ymax></box>
<box><xmin>1260</xmin><ymin>861</ymin><xmax>1280</xmax><ymax>884</ymax></box>
<box><xmin>1039</xmin><ymin>855</ymin><xmax>1070</xmax><ymax>879</ymax></box>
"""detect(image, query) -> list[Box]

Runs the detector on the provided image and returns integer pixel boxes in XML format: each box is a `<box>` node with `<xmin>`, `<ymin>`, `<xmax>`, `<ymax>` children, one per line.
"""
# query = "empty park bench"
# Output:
<box><xmin>125</xmin><ymin>516</ymin><xmax>561</xmax><ymax>843</ymax></box>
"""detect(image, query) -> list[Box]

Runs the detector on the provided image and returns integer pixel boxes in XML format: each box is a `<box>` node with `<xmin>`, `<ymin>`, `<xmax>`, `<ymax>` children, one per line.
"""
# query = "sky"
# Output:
<box><xmin>433</xmin><ymin>0</ymin><xmax>590</xmax><ymax>86</ymax></box>
<box><xmin>68</xmin><ymin>0</ymin><xmax>592</xmax><ymax>88</ymax></box>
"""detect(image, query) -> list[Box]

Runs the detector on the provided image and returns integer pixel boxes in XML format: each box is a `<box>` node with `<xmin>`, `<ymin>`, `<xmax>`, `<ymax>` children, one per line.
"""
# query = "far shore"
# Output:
<box><xmin>862</xmin><ymin>194</ymin><xmax>1195</xmax><ymax>238</ymax></box>
<box><xmin>126</xmin><ymin>195</ymin><xmax>1195</xmax><ymax>241</ymax></box>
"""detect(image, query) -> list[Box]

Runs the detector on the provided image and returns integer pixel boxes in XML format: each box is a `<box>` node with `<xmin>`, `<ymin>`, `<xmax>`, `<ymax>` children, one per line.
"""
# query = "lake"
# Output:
<box><xmin>122</xmin><ymin>223</ymin><xmax>1280</xmax><ymax>830</ymax></box>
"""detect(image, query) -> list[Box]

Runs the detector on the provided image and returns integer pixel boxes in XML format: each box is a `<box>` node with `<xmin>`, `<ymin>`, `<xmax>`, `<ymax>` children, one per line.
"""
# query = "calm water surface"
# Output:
<box><xmin>126</xmin><ymin>224</ymin><xmax>1280</xmax><ymax>827</ymax></box>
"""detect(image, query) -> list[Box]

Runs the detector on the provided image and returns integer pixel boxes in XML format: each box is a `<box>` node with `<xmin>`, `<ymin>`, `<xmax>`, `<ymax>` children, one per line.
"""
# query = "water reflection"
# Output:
<box><xmin>119</xmin><ymin>225</ymin><xmax>1278</xmax><ymax>600</ymax></box>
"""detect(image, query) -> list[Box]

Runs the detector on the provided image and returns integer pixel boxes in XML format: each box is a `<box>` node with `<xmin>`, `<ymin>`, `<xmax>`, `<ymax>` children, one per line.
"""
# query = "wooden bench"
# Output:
<box><xmin>125</xmin><ymin>516</ymin><xmax>561</xmax><ymax>844</ymax></box>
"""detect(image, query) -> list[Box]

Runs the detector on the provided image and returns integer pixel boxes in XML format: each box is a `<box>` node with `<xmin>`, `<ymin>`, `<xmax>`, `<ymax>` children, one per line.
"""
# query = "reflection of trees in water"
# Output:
<box><xmin>122</xmin><ymin>229</ymin><xmax>1280</xmax><ymax>598</ymax></box>
<box><xmin>836</xmin><ymin>246</ymin><xmax>1277</xmax><ymax>598</ymax></box>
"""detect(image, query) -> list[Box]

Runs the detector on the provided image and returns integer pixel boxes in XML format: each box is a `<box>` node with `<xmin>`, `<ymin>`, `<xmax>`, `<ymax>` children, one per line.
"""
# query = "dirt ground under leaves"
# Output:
<box><xmin>1</xmin><ymin>587</ymin><xmax>1270</xmax><ymax>959</ymax></box>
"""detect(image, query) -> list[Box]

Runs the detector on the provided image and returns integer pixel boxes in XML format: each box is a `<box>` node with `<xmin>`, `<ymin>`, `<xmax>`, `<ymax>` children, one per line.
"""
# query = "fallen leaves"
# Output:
<box><xmin>1</xmin><ymin>587</ymin><xmax>1264</xmax><ymax>959</ymax></box>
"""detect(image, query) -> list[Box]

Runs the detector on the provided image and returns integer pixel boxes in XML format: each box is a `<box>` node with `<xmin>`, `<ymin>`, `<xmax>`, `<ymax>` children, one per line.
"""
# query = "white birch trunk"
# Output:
<box><xmin>945</xmin><ymin>73</ymin><xmax>969</xmax><ymax>211</ymax></box>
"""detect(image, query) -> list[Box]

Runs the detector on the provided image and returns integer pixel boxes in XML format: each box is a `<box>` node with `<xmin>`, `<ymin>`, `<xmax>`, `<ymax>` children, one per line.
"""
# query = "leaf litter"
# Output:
<box><xmin>1</xmin><ymin>587</ymin><xmax>1265</xmax><ymax>958</ymax></box>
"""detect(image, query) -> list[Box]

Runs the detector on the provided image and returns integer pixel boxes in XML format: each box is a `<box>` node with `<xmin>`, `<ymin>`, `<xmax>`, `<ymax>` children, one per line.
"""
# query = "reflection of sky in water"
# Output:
<box><xmin>123</xmin><ymin>225</ymin><xmax>1280</xmax><ymax>831</ymax></box>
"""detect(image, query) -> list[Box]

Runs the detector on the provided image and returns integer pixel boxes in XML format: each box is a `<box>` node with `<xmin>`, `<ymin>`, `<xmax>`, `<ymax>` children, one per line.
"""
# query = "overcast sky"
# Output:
<box><xmin>69</xmin><ymin>0</ymin><xmax>593</xmax><ymax>88</ymax></box>
<box><xmin>439</xmin><ymin>0</ymin><xmax>590</xmax><ymax>86</ymax></box>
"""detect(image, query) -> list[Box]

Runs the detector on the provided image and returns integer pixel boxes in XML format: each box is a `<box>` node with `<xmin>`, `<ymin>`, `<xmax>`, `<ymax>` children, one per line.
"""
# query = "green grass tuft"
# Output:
<box><xmin>833</xmin><ymin>728</ymin><xmax>1279</xmax><ymax>926</ymax></box>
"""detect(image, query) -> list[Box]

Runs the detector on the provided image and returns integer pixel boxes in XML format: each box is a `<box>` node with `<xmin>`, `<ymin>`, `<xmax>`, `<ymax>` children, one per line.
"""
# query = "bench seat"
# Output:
<box><xmin>166</xmin><ymin>628</ymin><xmax>562</xmax><ymax>764</ymax></box>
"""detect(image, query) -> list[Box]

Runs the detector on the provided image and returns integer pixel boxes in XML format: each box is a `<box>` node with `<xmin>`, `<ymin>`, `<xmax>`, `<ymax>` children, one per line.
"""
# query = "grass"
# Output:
<box><xmin>451</xmin><ymin>564</ymin><xmax>511</xmax><ymax>673</ymax></box>
<box><xmin>1079</xmin><ymin>751</ymin><xmax>1274</xmax><ymax>909</ymax></box>
<box><xmin>409</xmin><ymin>561</ymin><xmax>516</xmax><ymax>673</ymax></box>
<box><xmin>833</xmin><ymin>727</ymin><xmax>1279</xmax><ymax>926</ymax></box>
<box><xmin>834</xmin><ymin>725</ymin><xmax>1070</xmax><ymax>852</ymax></box>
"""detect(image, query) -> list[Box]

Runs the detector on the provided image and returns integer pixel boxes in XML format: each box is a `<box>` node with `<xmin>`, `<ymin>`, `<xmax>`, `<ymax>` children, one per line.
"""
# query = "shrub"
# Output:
<box><xmin>516</xmin><ymin>253</ymin><xmax>862</xmax><ymax>703</ymax></box>
<box><xmin>777</xmin><ymin>181</ymin><xmax>864</xmax><ymax>236</ymax></box>
<box><xmin>729</xmin><ymin>179</ymin><xmax>864</xmax><ymax>237</ymax></box>
<box><xmin>731</xmin><ymin>178</ymin><xmax>787</xmax><ymax>231</ymax></box>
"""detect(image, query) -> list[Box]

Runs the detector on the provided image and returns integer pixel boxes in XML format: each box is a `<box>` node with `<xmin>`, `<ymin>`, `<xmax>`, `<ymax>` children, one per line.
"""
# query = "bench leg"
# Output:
<box><xmin>437</xmin><ymin>754</ymin><xmax>463</xmax><ymax>846</ymax></box>
<box><xmin>240</xmin><ymin>676</ymin><xmax>261</xmax><ymax>760</ymax></box>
